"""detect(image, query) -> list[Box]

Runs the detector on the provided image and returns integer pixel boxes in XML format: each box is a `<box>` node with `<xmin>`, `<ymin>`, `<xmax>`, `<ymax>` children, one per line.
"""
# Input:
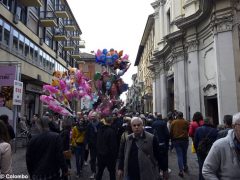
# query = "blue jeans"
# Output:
<box><xmin>75</xmin><ymin>144</ymin><xmax>85</xmax><ymax>175</ymax></box>
<box><xmin>173</xmin><ymin>140</ymin><xmax>189</xmax><ymax>171</ymax></box>
<box><xmin>197</xmin><ymin>153</ymin><xmax>205</xmax><ymax>180</ymax></box>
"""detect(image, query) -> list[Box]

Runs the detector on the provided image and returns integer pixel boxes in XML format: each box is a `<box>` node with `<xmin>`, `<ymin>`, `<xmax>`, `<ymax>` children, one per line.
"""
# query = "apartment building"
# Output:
<box><xmin>0</xmin><ymin>0</ymin><xmax>84</xmax><ymax>120</ymax></box>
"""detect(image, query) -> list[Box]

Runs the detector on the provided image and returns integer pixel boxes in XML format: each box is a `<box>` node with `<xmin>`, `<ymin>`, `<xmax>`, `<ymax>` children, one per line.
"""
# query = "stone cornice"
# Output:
<box><xmin>175</xmin><ymin>0</ymin><xmax>213</xmax><ymax>30</ymax></box>
<box><xmin>151</xmin><ymin>0</ymin><xmax>160</xmax><ymax>9</ymax></box>
<box><xmin>160</xmin><ymin>0</ymin><xmax>166</xmax><ymax>6</ymax></box>
<box><xmin>211</xmin><ymin>8</ymin><xmax>234</xmax><ymax>34</ymax></box>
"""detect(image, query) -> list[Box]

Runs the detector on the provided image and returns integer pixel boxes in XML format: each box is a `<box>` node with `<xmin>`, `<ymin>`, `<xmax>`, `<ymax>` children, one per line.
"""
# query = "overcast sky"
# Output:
<box><xmin>67</xmin><ymin>0</ymin><xmax>154</xmax><ymax>100</ymax></box>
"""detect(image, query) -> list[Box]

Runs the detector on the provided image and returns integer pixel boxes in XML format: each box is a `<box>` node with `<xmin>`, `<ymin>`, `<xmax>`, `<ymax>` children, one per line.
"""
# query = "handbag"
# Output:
<box><xmin>63</xmin><ymin>150</ymin><xmax>72</xmax><ymax>160</ymax></box>
<box><xmin>191</xmin><ymin>142</ymin><xmax>196</xmax><ymax>153</ymax></box>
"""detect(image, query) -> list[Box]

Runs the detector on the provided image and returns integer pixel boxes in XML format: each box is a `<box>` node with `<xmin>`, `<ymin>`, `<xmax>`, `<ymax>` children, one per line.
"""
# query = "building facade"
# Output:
<box><xmin>147</xmin><ymin>0</ymin><xmax>240</xmax><ymax>125</ymax></box>
<box><xmin>0</xmin><ymin>0</ymin><xmax>84</xmax><ymax>120</ymax></box>
<box><xmin>134</xmin><ymin>14</ymin><xmax>155</xmax><ymax>114</ymax></box>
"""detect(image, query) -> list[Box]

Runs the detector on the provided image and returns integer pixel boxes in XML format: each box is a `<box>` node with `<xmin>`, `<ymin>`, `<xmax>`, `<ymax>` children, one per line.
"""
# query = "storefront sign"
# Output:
<box><xmin>13</xmin><ymin>80</ymin><xmax>23</xmax><ymax>105</ymax></box>
<box><xmin>26</xmin><ymin>83</ymin><xmax>42</xmax><ymax>94</ymax></box>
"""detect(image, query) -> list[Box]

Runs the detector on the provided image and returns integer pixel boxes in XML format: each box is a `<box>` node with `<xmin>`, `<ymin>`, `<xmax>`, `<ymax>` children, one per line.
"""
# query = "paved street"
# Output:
<box><xmin>12</xmin><ymin>141</ymin><xmax>198</xmax><ymax>180</ymax></box>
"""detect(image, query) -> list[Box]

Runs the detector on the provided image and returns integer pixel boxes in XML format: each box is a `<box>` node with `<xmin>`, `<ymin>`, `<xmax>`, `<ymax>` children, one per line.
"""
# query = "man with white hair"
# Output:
<box><xmin>118</xmin><ymin>117</ymin><xmax>161</xmax><ymax>180</ymax></box>
<box><xmin>202</xmin><ymin>112</ymin><xmax>240</xmax><ymax>179</ymax></box>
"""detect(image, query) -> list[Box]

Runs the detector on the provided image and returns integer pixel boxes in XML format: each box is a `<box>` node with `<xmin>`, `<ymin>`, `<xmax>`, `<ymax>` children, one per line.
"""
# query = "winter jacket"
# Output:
<box><xmin>188</xmin><ymin>120</ymin><xmax>204</xmax><ymax>138</ymax></box>
<box><xmin>118</xmin><ymin>131</ymin><xmax>160</xmax><ymax>180</ymax></box>
<box><xmin>71</xmin><ymin>125</ymin><xmax>86</xmax><ymax>146</ymax></box>
<box><xmin>170</xmin><ymin>118</ymin><xmax>189</xmax><ymax>141</ymax></box>
<box><xmin>26</xmin><ymin>131</ymin><xmax>67</xmax><ymax>178</ymax></box>
<box><xmin>85</xmin><ymin>121</ymin><xmax>101</xmax><ymax>147</ymax></box>
<box><xmin>194</xmin><ymin>124</ymin><xmax>218</xmax><ymax>151</ymax></box>
<box><xmin>152</xmin><ymin>119</ymin><xmax>170</xmax><ymax>148</ymax></box>
<box><xmin>96</xmin><ymin>124</ymin><xmax>117</xmax><ymax>158</ymax></box>
<box><xmin>202</xmin><ymin>130</ymin><xmax>240</xmax><ymax>179</ymax></box>
<box><xmin>0</xmin><ymin>141</ymin><xmax>12</xmax><ymax>176</ymax></box>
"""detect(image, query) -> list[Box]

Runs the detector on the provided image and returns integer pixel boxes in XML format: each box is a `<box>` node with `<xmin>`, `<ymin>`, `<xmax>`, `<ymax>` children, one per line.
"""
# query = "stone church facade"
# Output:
<box><xmin>149</xmin><ymin>0</ymin><xmax>240</xmax><ymax>124</ymax></box>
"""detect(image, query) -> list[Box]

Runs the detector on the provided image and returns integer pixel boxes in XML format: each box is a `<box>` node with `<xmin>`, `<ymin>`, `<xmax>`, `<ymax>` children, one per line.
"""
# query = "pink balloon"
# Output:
<box><xmin>43</xmin><ymin>85</ymin><xmax>59</xmax><ymax>94</ymax></box>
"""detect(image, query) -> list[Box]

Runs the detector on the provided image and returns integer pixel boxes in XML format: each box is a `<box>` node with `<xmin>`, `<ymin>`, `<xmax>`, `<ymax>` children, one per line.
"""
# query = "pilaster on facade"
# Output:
<box><xmin>211</xmin><ymin>8</ymin><xmax>234</xmax><ymax>34</ymax></box>
<box><xmin>186</xmin><ymin>40</ymin><xmax>199</xmax><ymax>52</ymax></box>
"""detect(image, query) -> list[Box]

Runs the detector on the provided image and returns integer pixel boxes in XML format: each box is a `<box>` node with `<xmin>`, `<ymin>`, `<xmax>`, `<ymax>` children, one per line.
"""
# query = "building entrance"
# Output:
<box><xmin>167</xmin><ymin>76</ymin><xmax>174</xmax><ymax>113</ymax></box>
<box><xmin>204</xmin><ymin>95</ymin><xmax>219</xmax><ymax>126</ymax></box>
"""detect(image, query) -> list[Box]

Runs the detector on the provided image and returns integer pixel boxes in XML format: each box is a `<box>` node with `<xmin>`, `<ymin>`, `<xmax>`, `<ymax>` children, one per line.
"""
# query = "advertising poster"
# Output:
<box><xmin>0</xmin><ymin>65</ymin><xmax>16</xmax><ymax>126</ymax></box>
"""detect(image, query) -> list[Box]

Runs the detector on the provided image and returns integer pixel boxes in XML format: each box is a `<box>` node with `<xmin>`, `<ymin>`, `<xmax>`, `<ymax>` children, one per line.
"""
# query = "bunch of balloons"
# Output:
<box><xmin>40</xmin><ymin>68</ymin><xmax>92</xmax><ymax>116</ymax></box>
<box><xmin>92</xmin><ymin>48</ymin><xmax>130</xmax><ymax>117</ymax></box>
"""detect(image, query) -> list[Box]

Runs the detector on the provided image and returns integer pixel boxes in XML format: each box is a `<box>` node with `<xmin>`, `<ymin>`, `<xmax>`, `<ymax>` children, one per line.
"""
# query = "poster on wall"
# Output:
<box><xmin>0</xmin><ymin>65</ymin><xmax>16</xmax><ymax>126</ymax></box>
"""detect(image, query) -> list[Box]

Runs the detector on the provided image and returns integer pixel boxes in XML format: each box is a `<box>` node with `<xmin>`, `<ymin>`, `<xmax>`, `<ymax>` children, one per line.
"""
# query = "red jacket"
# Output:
<box><xmin>188</xmin><ymin>120</ymin><xmax>204</xmax><ymax>138</ymax></box>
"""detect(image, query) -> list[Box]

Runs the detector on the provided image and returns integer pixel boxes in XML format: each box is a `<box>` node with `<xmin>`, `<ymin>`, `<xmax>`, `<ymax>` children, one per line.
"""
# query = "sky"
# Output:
<box><xmin>67</xmin><ymin>0</ymin><xmax>154</xmax><ymax>100</ymax></box>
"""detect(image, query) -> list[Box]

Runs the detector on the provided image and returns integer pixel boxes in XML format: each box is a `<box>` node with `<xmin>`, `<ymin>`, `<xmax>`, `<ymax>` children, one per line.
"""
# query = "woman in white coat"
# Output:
<box><xmin>0</xmin><ymin>119</ymin><xmax>12</xmax><ymax>177</ymax></box>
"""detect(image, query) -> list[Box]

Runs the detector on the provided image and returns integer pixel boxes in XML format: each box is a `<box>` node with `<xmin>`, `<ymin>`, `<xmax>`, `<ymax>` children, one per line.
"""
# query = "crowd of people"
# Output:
<box><xmin>0</xmin><ymin>110</ymin><xmax>240</xmax><ymax>180</ymax></box>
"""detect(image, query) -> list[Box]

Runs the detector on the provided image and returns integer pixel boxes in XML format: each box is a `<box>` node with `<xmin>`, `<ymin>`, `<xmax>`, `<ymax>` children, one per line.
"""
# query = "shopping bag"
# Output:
<box><xmin>191</xmin><ymin>142</ymin><xmax>196</xmax><ymax>153</ymax></box>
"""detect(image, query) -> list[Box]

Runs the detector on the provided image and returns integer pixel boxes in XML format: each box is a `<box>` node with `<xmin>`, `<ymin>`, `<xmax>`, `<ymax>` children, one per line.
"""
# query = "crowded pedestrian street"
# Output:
<box><xmin>12</xmin><ymin>142</ymin><xmax>198</xmax><ymax>180</ymax></box>
<box><xmin>1</xmin><ymin>0</ymin><xmax>240</xmax><ymax>180</ymax></box>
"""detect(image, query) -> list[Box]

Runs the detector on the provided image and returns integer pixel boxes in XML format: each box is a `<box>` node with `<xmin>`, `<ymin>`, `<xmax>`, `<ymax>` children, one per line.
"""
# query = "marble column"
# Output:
<box><xmin>212</xmin><ymin>14</ymin><xmax>238</xmax><ymax>123</ymax></box>
<box><xmin>160</xmin><ymin>64</ymin><xmax>167</xmax><ymax>117</ymax></box>
<box><xmin>152</xmin><ymin>77</ymin><xmax>157</xmax><ymax>113</ymax></box>
<box><xmin>186</xmin><ymin>40</ymin><xmax>201</xmax><ymax>119</ymax></box>
<box><xmin>155</xmin><ymin>68</ymin><xmax>161</xmax><ymax>113</ymax></box>
<box><xmin>173</xmin><ymin>50</ymin><xmax>187</xmax><ymax>118</ymax></box>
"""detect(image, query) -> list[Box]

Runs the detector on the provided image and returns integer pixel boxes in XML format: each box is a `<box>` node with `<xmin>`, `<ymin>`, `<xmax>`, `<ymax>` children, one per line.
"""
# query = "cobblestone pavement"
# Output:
<box><xmin>12</xmin><ymin>142</ymin><xmax>198</xmax><ymax>180</ymax></box>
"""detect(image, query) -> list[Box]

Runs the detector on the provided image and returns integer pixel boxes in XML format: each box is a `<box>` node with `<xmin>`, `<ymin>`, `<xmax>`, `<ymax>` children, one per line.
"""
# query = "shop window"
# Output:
<box><xmin>3</xmin><ymin>22</ymin><xmax>10</xmax><ymax>46</ymax></box>
<box><xmin>24</xmin><ymin>38</ymin><xmax>30</xmax><ymax>58</ymax></box>
<box><xmin>0</xmin><ymin>19</ymin><xmax>3</xmax><ymax>42</ymax></box>
<box><xmin>34</xmin><ymin>46</ymin><xmax>39</xmax><ymax>63</ymax></box>
<box><xmin>12</xmin><ymin>29</ymin><xmax>19</xmax><ymax>51</ymax></box>
<box><xmin>19</xmin><ymin>33</ymin><xmax>24</xmax><ymax>55</ymax></box>
<box><xmin>29</xmin><ymin>42</ymin><xmax>34</xmax><ymax>60</ymax></box>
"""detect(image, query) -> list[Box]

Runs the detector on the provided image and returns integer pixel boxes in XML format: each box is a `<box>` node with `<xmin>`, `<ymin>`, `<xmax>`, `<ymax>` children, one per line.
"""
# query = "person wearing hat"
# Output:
<box><xmin>194</xmin><ymin>117</ymin><xmax>217</xmax><ymax>180</ymax></box>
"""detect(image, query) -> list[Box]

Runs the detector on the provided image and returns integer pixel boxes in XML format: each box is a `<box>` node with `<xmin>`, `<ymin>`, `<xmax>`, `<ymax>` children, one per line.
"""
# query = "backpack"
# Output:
<box><xmin>197</xmin><ymin>129</ymin><xmax>215</xmax><ymax>158</ymax></box>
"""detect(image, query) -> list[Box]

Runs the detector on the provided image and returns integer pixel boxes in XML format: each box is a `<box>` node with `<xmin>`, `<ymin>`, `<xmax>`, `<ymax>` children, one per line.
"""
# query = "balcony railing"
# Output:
<box><xmin>18</xmin><ymin>0</ymin><xmax>43</xmax><ymax>7</ymax></box>
<box><xmin>55</xmin><ymin>4</ymin><xmax>69</xmax><ymax>18</ymax></box>
<box><xmin>64</xmin><ymin>20</ymin><xmax>76</xmax><ymax>31</ymax></box>
<box><xmin>71</xmin><ymin>50</ymin><xmax>81</xmax><ymax>59</ymax></box>
<box><xmin>53</xmin><ymin>28</ymin><xmax>68</xmax><ymax>41</ymax></box>
<box><xmin>71</xmin><ymin>31</ymin><xmax>81</xmax><ymax>40</ymax></box>
<box><xmin>77</xmin><ymin>40</ymin><xmax>85</xmax><ymax>48</ymax></box>
<box><xmin>40</xmin><ymin>11</ymin><xmax>57</xmax><ymax>27</ymax></box>
<box><xmin>63</xmin><ymin>42</ymin><xmax>75</xmax><ymax>51</ymax></box>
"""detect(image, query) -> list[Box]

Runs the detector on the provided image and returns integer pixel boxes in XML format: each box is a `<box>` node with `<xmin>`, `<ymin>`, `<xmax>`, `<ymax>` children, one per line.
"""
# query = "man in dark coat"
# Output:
<box><xmin>96</xmin><ymin>116</ymin><xmax>118</xmax><ymax>180</ymax></box>
<box><xmin>26</xmin><ymin>116</ymin><xmax>68</xmax><ymax>180</ymax></box>
<box><xmin>152</xmin><ymin>113</ymin><xmax>170</xmax><ymax>179</ymax></box>
<box><xmin>118</xmin><ymin>117</ymin><xmax>161</xmax><ymax>180</ymax></box>
<box><xmin>0</xmin><ymin>114</ymin><xmax>15</xmax><ymax>140</ymax></box>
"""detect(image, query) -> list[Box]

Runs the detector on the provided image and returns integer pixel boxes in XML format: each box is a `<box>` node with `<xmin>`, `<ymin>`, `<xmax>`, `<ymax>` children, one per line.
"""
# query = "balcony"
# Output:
<box><xmin>64</xmin><ymin>20</ymin><xmax>76</xmax><ymax>31</ymax></box>
<box><xmin>40</xmin><ymin>11</ymin><xmax>57</xmax><ymax>27</ymax></box>
<box><xmin>53</xmin><ymin>28</ymin><xmax>68</xmax><ymax>41</ymax></box>
<box><xmin>71</xmin><ymin>32</ymin><xmax>81</xmax><ymax>40</ymax></box>
<box><xmin>18</xmin><ymin>0</ymin><xmax>43</xmax><ymax>7</ymax></box>
<box><xmin>63</xmin><ymin>42</ymin><xmax>75</xmax><ymax>51</ymax></box>
<box><xmin>55</xmin><ymin>4</ymin><xmax>69</xmax><ymax>18</ymax></box>
<box><xmin>71</xmin><ymin>50</ymin><xmax>81</xmax><ymax>59</ymax></box>
<box><xmin>75</xmin><ymin>40</ymin><xmax>85</xmax><ymax>48</ymax></box>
